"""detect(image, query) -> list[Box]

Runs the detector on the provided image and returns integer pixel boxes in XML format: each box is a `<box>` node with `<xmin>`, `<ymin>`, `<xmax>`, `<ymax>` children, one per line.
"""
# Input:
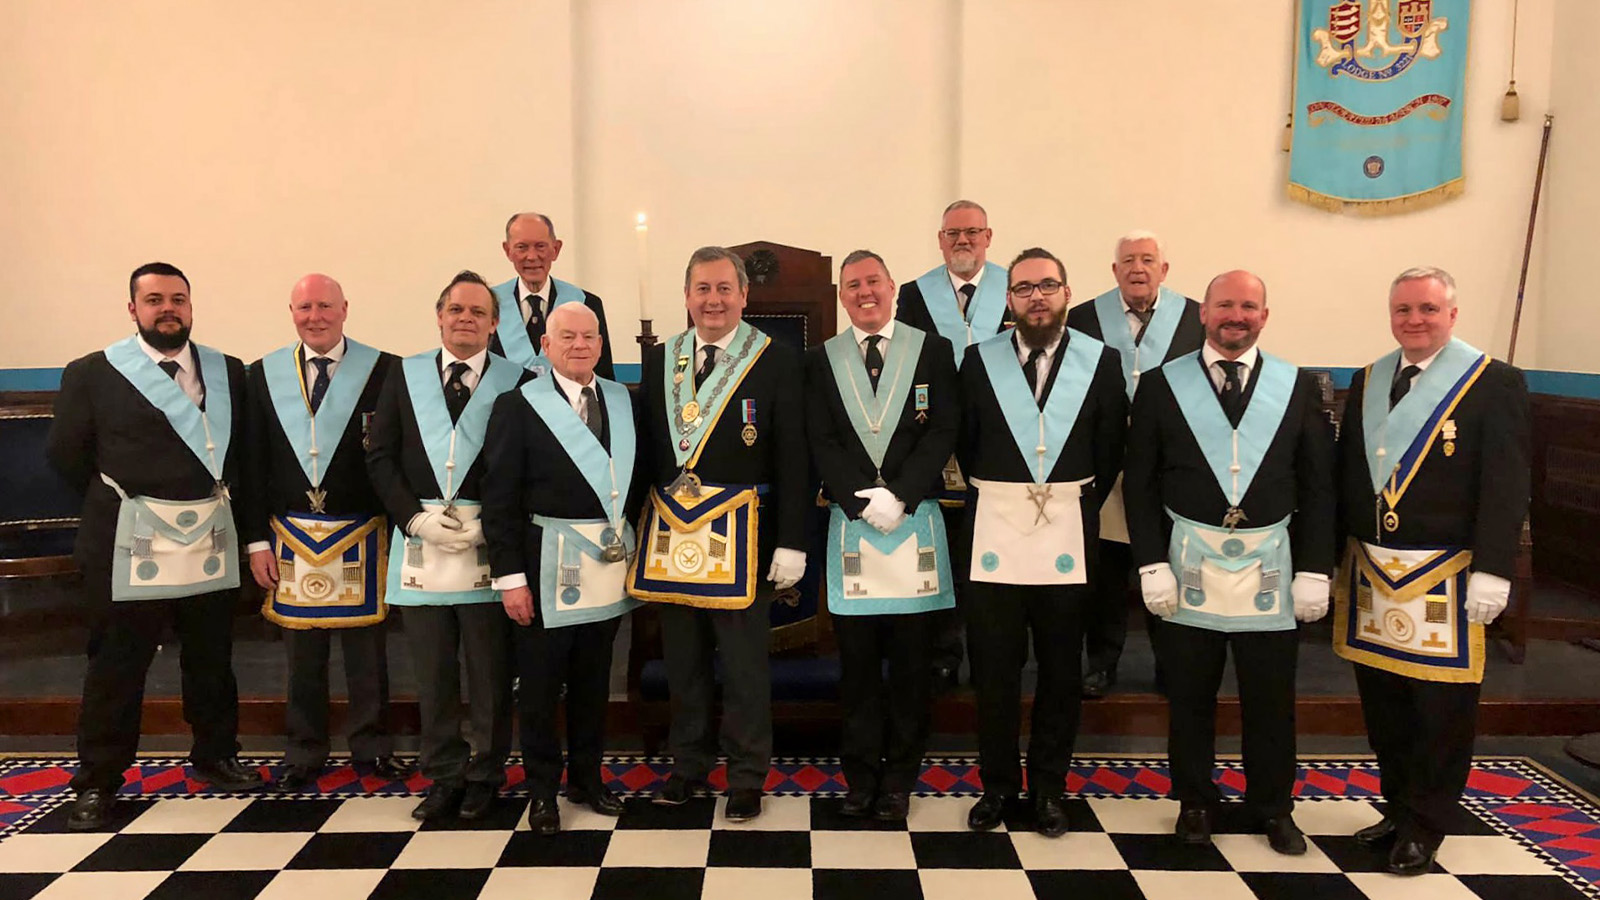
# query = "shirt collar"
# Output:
<box><xmin>302</xmin><ymin>337</ymin><xmax>347</xmax><ymax>364</ymax></box>
<box><xmin>440</xmin><ymin>346</ymin><xmax>489</xmax><ymax>377</ymax></box>
<box><xmin>1014</xmin><ymin>326</ymin><xmax>1065</xmax><ymax>363</ymax></box>
<box><xmin>1401</xmin><ymin>345</ymin><xmax>1445</xmax><ymax>371</ymax></box>
<box><xmin>1120</xmin><ymin>290</ymin><xmax>1160</xmax><ymax>315</ymax></box>
<box><xmin>694</xmin><ymin>328</ymin><xmax>738</xmax><ymax>356</ymax></box>
<box><xmin>948</xmin><ymin>264</ymin><xmax>985</xmax><ymax>294</ymax></box>
<box><xmin>550</xmin><ymin>366</ymin><xmax>596</xmax><ymax>405</ymax></box>
<box><xmin>517</xmin><ymin>278</ymin><xmax>552</xmax><ymax>305</ymax></box>
<box><xmin>851</xmin><ymin>319</ymin><xmax>896</xmax><ymax>345</ymax></box>
<box><xmin>1202</xmin><ymin>342</ymin><xmax>1259</xmax><ymax>373</ymax></box>
<box><xmin>137</xmin><ymin>334</ymin><xmax>193</xmax><ymax>371</ymax></box>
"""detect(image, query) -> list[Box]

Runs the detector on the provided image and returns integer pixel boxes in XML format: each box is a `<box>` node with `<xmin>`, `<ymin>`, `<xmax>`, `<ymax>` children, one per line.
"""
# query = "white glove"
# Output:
<box><xmin>853</xmin><ymin>487</ymin><xmax>906</xmax><ymax>534</ymax></box>
<box><xmin>436</xmin><ymin>519</ymin><xmax>484</xmax><ymax>553</ymax></box>
<box><xmin>1140</xmin><ymin>563</ymin><xmax>1179</xmax><ymax>618</ymax></box>
<box><xmin>1465</xmin><ymin>571</ymin><xmax>1512</xmax><ymax>625</ymax></box>
<box><xmin>768</xmin><ymin>547</ymin><xmax>807</xmax><ymax>590</ymax></box>
<box><xmin>1291</xmin><ymin>572</ymin><xmax>1331</xmax><ymax>623</ymax></box>
<box><xmin>408</xmin><ymin>510</ymin><xmax>464</xmax><ymax>543</ymax></box>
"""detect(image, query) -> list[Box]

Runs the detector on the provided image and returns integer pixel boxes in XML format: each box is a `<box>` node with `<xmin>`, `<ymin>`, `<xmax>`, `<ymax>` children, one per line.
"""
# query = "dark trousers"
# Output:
<box><xmin>514</xmin><ymin>614</ymin><xmax>621</xmax><ymax>801</ymax></box>
<box><xmin>834</xmin><ymin>610</ymin><xmax>937</xmax><ymax>794</ymax></box>
<box><xmin>73</xmin><ymin>587</ymin><xmax>241</xmax><ymax>792</ymax></box>
<box><xmin>963</xmin><ymin>581</ymin><xmax>1086</xmax><ymax>798</ymax></box>
<box><xmin>282</xmin><ymin>623</ymin><xmax>392</xmax><ymax>768</ymax></box>
<box><xmin>659</xmin><ymin>593</ymin><xmax>773</xmax><ymax>791</ymax></box>
<box><xmin>402</xmin><ymin>603</ymin><xmax>512</xmax><ymax>789</ymax></box>
<box><xmin>1355</xmin><ymin>663</ymin><xmax>1482</xmax><ymax>842</ymax></box>
<box><xmin>1152</xmin><ymin>619</ymin><xmax>1299</xmax><ymax>818</ymax></box>
<box><xmin>1083</xmin><ymin>539</ymin><xmax>1132</xmax><ymax>677</ymax></box>
<box><xmin>930</xmin><ymin>502</ymin><xmax>969</xmax><ymax>672</ymax></box>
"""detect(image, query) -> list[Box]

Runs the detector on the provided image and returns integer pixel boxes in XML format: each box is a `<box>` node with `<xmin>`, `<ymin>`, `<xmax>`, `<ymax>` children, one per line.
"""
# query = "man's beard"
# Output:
<box><xmin>1209</xmin><ymin>324</ymin><xmax>1256</xmax><ymax>353</ymax></box>
<box><xmin>140</xmin><ymin>321</ymin><xmax>191</xmax><ymax>352</ymax></box>
<box><xmin>948</xmin><ymin>251</ymin><xmax>979</xmax><ymax>278</ymax></box>
<box><xmin>1015</xmin><ymin>307</ymin><xmax>1066</xmax><ymax>351</ymax></box>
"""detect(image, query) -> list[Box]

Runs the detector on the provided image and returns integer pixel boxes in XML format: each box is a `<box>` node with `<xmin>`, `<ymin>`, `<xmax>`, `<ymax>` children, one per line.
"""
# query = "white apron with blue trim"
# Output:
<box><xmin>1167</xmin><ymin>510</ymin><xmax>1293</xmax><ymax>632</ymax></box>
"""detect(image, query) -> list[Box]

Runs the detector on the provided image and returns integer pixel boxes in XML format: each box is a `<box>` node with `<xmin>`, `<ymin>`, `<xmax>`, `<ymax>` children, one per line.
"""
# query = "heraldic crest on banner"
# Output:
<box><xmin>1290</xmin><ymin>0</ymin><xmax>1469</xmax><ymax>215</ymax></box>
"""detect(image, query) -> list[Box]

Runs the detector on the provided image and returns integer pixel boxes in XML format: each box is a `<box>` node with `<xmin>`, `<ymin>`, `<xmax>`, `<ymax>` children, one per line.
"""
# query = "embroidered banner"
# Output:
<box><xmin>1289</xmin><ymin>0</ymin><xmax>1469</xmax><ymax>215</ymax></box>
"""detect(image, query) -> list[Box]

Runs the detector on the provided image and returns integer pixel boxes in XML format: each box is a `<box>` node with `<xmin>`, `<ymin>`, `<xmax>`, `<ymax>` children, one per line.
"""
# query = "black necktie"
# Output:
<box><xmin>1390</xmin><ymin>364</ymin><xmax>1421</xmax><ymax>410</ymax></box>
<box><xmin>444</xmin><ymin>361</ymin><xmax>471</xmax><ymax>423</ymax></box>
<box><xmin>580</xmin><ymin>385</ymin><xmax>604</xmax><ymax>443</ymax></box>
<box><xmin>863</xmin><ymin>335</ymin><xmax>885</xmax><ymax>393</ymax></box>
<box><xmin>959</xmin><ymin>283</ymin><xmax>976</xmax><ymax>319</ymax></box>
<box><xmin>694</xmin><ymin>345</ymin><xmax>718</xmax><ymax>390</ymax></box>
<box><xmin>1218</xmin><ymin>360</ymin><xmax>1245</xmax><ymax>428</ymax></box>
<box><xmin>1131</xmin><ymin>306</ymin><xmax>1155</xmax><ymax>345</ymax></box>
<box><xmin>158</xmin><ymin>360</ymin><xmax>180</xmax><ymax>380</ymax></box>
<box><xmin>1023</xmin><ymin>348</ymin><xmax>1046</xmax><ymax>408</ymax></box>
<box><xmin>526</xmin><ymin>292</ymin><xmax>545</xmax><ymax>338</ymax></box>
<box><xmin>308</xmin><ymin>357</ymin><xmax>333</xmax><ymax>414</ymax></box>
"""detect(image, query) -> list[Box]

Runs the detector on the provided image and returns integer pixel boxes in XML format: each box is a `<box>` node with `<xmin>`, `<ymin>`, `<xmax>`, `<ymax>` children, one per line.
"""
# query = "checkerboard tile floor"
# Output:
<box><xmin>0</xmin><ymin>756</ymin><xmax>1595</xmax><ymax>899</ymax></box>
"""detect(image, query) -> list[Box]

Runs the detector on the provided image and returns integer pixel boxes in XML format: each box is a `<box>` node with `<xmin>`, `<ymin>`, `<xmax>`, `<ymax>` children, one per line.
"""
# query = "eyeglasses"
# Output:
<box><xmin>940</xmin><ymin>227</ymin><xmax>988</xmax><ymax>241</ymax></box>
<box><xmin>1009</xmin><ymin>279</ymin><xmax>1064</xmax><ymax>299</ymax></box>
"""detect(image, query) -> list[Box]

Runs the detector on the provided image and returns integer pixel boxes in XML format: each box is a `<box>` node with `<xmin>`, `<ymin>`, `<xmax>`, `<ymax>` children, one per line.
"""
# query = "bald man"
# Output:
<box><xmin>491</xmin><ymin>212</ymin><xmax>616</xmax><ymax>379</ymax></box>
<box><xmin>243</xmin><ymin>274</ymin><xmax>411</xmax><ymax>790</ymax></box>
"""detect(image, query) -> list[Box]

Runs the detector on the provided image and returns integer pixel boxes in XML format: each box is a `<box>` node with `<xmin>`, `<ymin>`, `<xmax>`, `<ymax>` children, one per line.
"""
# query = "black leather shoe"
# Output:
<box><xmin>652</xmin><ymin>773</ymin><xmax>703</xmax><ymax>806</ymax></box>
<box><xmin>567</xmin><ymin>785</ymin><xmax>624</xmax><ymax>817</ymax></box>
<box><xmin>1263</xmin><ymin>816</ymin><xmax>1308</xmax><ymax>855</ymax></box>
<box><xmin>412</xmin><ymin>785</ymin><xmax>464</xmax><ymax>821</ymax></box>
<box><xmin>356</xmin><ymin>755</ymin><xmax>416</xmax><ymax>781</ymax></box>
<box><xmin>968</xmin><ymin>793</ymin><xmax>1009</xmax><ymax>831</ymax></box>
<box><xmin>1035</xmin><ymin>795</ymin><xmax>1069</xmax><ymax>838</ymax></box>
<box><xmin>1176</xmin><ymin>807</ymin><xmax>1212</xmax><ymax>844</ymax></box>
<box><xmin>724</xmin><ymin>788</ymin><xmax>763</xmax><ymax>821</ymax></box>
<box><xmin>1387</xmin><ymin>837</ymin><xmax>1438</xmax><ymax>876</ymax></box>
<box><xmin>840</xmin><ymin>789</ymin><xmax>875</xmax><ymax>818</ymax></box>
<box><xmin>67</xmin><ymin>788</ymin><xmax>116</xmax><ymax>831</ymax></box>
<box><xmin>192</xmin><ymin>757</ymin><xmax>265</xmax><ymax>792</ymax></box>
<box><xmin>458</xmin><ymin>782</ymin><xmax>498</xmax><ymax>820</ymax></box>
<box><xmin>874</xmin><ymin>792</ymin><xmax>910</xmax><ymax>822</ymax></box>
<box><xmin>1081</xmin><ymin>670</ymin><xmax>1112</xmax><ymax>699</ymax></box>
<box><xmin>1354</xmin><ymin>816</ymin><xmax>1399</xmax><ymax>848</ymax></box>
<box><xmin>273</xmin><ymin>765</ymin><xmax>322</xmax><ymax>792</ymax></box>
<box><xmin>528</xmin><ymin>798</ymin><xmax>561</xmax><ymax>835</ymax></box>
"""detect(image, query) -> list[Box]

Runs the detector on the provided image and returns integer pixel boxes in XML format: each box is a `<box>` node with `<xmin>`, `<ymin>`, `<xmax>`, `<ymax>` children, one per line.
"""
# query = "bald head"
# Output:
<box><xmin>289</xmin><ymin>273</ymin><xmax>349</xmax><ymax>355</ymax></box>
<box><xmin>541</xmin><ymin>301</ymin><xmax>603</xmax><ymax>383</ymax></box>
<box><xmin>1200</xmin><ymin>269</ymin><xmax>1270</xmax><ymax>359</ymax></box>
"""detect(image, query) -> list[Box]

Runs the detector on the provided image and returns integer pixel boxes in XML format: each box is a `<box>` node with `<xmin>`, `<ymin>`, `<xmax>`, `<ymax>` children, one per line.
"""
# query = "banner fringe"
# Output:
<box><xmin>1287</xmin><ymin>178</ymin><xmax>1465</xmax><ymax>216</ymax></box>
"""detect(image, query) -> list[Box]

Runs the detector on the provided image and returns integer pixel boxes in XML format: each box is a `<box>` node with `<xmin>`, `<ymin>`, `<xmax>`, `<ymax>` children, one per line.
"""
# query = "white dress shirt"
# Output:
<box><xmin>1122</xmin><ymin>290</ymin><xmax>1163</xmax><ymax>337</ymax></box>
<box><xmin>850</xmin><ymin>319</ymin><xmax>897</xmax><ymax>360</ymax></box>
<box><xmin>947</xmin><ymin>265</ymin><xmax>986</xmax><ymax>316</ymax></box>
<box><xmin>515</xmin><ymin>278</ymin><xmax>552</xmax><ymax>325</ymax></box>
<box><xmin>692</xmin><ymin>328</ymin><xmax>738</xmax><ymax>370</ymax></box>
<box><xmin>1014</xmin><ymin>327</ymin><xmax>1065</xmax><ymax>404</ymax></box>
<box><xmin>1201</xmin><ymin>343</ymin><xmax>1260</xmax><ymax>393</ymax></box>
<box><xmin>137</xmin><ymin>335</ymin><xmax>204</xmax><ymax>407</ymax></box>
<box><xmin>302</xmin><ymin>337</ymin><xmax>347</xmax><ymax>386</ymax></box>
<box><xmin>439</xmin><ymin>346</ymin><xmax>488</xmax><ymax>392</ymax></box>
<box><xmin>1395</xmin><ymin>345</ymin><xmax>1444</xmax><ymax>393</ymax></box>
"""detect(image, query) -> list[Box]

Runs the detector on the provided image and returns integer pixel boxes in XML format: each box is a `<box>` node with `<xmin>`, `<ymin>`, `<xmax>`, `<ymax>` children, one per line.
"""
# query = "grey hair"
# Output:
<box><xmin>1390</xmin><ymin>266</ymin><xmax>1457</xmax><ymax>307</ymax></box>
<box><xmin>546</xmin><ymin>301</ymin><xmax>599</xmax><ymax>332</ymax></box>
<box><xmin>942</xmin><ymin>199</ymin><xmax>988</xmax><ymax>221</ymax></box>
<box><xmin>1114</xmin><ymin>229</ymin><xmax>1165</xmax><ymax>262</ymax></box>
<box><xmin>683</xmin><ymin>246</ymin><xmax>749</xmax><ymax>291</ymax></box>
<box><xmin>840</xmin><ymin>249</ymin><xmax>890</xmax><ymax>279</ymax></box>
<box><xmin>504</xmin><ymin>212</ymin><xmax>558</xmax><ymax>241</ymax></box>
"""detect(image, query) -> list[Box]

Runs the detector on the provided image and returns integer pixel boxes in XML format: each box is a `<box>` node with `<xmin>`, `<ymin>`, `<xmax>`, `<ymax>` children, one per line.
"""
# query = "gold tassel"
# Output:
<box><xmin>1281</xmin><ymin>113</ymin><xmax>1293</xmax><ymax>153</ymax></box>
<box><xmin>1501</xmin><ymin>81</ymin><xmax>1521</xmax><ymax>122</ymax></box>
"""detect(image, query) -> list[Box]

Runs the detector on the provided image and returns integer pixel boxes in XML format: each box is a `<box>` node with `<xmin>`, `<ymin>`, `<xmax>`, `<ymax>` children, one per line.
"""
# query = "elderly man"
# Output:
<box><xmin>484</xmin><ymin>303</ymin><xmax>643</xmax><ymax>834</ymax></box>
<box><xmin>628</xmin><ymin>246</ymin><xmax>809</xmax><ymax>822</ymax></box>
<box><xmin>243</xmin><ymin>274</ymin><xmax>410</xmax><ymax>791</ymax></box>
<box><xmin>490</xmin><ymin>212</ymin><xmax>615</xmax><ymax>379</ymax></box>
<box><xmin>1334</xmin><ymin>267</ymin><xmax>1530</xmax><ymax>875</ymax></box>
<box><xmin>1124</xmin><ymin>270</ymin><xmax>1334</xmax><ymax>854</ymax></box>
<box><xmin>366</xmin><ymin>270</ymin><xmax>530</xmax><ymax>822</ymax></box>
<box><xmin>48</xmin><ymin>262</ymin><xmax>261</xmax><ymax>830</ymax></box>
<box><xmin>897</xmin><ymin>200</ymin><xmax>1015</xmax><ymax>691</ymax></box>
<box><xmin>805</xmin><ymin>250</ymin><xmax>960</xmax><ymax>821</ymax></box>
<box><xmin>1068</xmin><ymin>230</ymin><xmax>1205</xmax><ymax>698</ymax></box>
<box><xmin>957</xmin><ymin>248</ymin><xmax>1126</xmax><ymax>837</ymax></box>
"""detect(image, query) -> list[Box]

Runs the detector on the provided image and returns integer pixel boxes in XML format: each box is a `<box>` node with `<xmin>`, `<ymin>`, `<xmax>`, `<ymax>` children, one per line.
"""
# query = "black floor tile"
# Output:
<box><xmin>0</xmin><ymin>873</ymin><xmax>57</xmax><ymax>900</ymax></box>
<box><xmin>1239</xmin><ymin>872</ymin><xmax>1370</xmax><ymax>900</ymax></box>
<box><xmin>221</xmin><ymin>798</ymin><xmax>343</xmax><ymax>832</ymax></box>
<box><xmin>285</xmin><ymin>831</ymin><xmax>413</xmax><ymax>869</ymax></box>
<box><xmin>417</xmin><ymin>797</ymin><xmax>529</xmax><ymax>831</ymax></box>
<box><xmin>812</xmin><ymin>868</ymin><xmax>924</xmax><ymax>900</ymax></box>
<box><xmin>910</xmin><ymin>831</ymin><xmax>1022</xmax><ymax>869</ymax></box>
<box><xmin>706</xmin><ymin>829</ymin><xmax>811</xmax><ymax>868</ymax></box>
<box><xmin>23</xmin><ymin>798</ymin><xmax>158</xmax><ymax>834</ymax></box>
<box><xmin>70</xmin><ymin>833</ymin><xmax>211</xmax><ymax>871</ymax></box>
<box><xmin>1456</xmin><ymin>874</ymin><xmax>1597</xmax><ymax>899</ymax></box>
<box><xmin>614</xmin><ymin>796</ymin><xmax>716</xmax><ymax>830</ymax></box>
<box><xmin>146</xmin><ymin>870</ymin><xmax>277</xmax><ymax>899</ymax></box>
<box><xmin>495</xmin><ymin>829</ymin><xmax>612</xmax><ymax>867</ymax></box>
<box><xmin>368</xmin><ymin>867</ymin><xmax>491</xmax><ymax>900</ymax></box>
<box><xmin>810</xmin><ymin>796</ymin><xmax>908</xmax><ymax>831</ymax></box>
<box><xmin>1027</xmin><ymin>869</ymin><xmax>1145</xmax><ymax>899</ymax></box>
<box><xmin>1108</xmin><ymin>833</ymin><xmax>1233</xmax><ymax>871</ymax></box>
<box><xmin>591</xmin><ymin>866</ymin><xmax>704</xmax><ymax>900</ymax></box>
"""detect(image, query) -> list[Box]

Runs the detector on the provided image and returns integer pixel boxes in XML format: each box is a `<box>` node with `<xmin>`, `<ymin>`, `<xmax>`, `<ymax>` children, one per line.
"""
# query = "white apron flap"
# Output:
<box><xmin>397</xmin><ymin>501</ymin><xmax>491</xmax><ymax>593</ymax></box>
<box><xmin>968</xmin><ymin>478</ymin><xmax>1089</xmax><ymax>586</ymax></box>
<box><xmin>543</xmin><ymin>519</ymin><xmax>635</xmax><ymax>616</ymax></box>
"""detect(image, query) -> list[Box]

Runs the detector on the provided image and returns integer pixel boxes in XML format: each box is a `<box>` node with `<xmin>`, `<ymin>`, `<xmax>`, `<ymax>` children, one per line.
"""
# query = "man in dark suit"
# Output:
<box><xmin>1066</xmin><ymin>230</ymin><xmax>1205</xmax><ymax>699</ymax></box>
<box><xmin>895</xmin><ymin>200</ymin><xmax>1015</xmax><ymax>691</ymax></box>
<box><xmin>628</xmin><ymin>246</ymin><xmax>810</xmax><ymax>822</ymax></box>
<box><xmin>957</xmin><ymin>247</ymin><xmax>1126</xmax><ymax>837</ymax></box>
<box><xmin>484</xmin><ymin>302</ymin><xmax>645</xmax><ymax>834</ymax></box>
<box><xmin>805</xmin><ymin>250</ymin><xmax>960</xmax><ymax>822</ymax></box>
<box><xmin>366</xmin><ymin>270</ymin><xmax>530</xmax><ymax>823</ymax></box>
<box><xmin>241</xmin><ymin>273</ymin><xmax>411</xmax><ymax>791</ymax></box>
<box><xmin>48</xmin><ymin>261</ymin><xmax>262</xmax><ymax>830</ymax></box>
<box><xmin>1334</xmin><ymin>267</ymin><xmax>1530</xmax><ymax>875</ymax></box>
<box><xmin>1124</xmin><ymin>269</ymin><xmax>1335</xmax><ymax>855</ymax></box>
<box><xmin>489</xmin><ymin>212</ymin><xmax>615</xmax><ymax>379</ymax></box>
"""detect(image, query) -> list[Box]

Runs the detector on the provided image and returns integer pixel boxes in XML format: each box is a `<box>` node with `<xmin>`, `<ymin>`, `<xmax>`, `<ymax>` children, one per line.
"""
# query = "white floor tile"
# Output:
<box><xmin>809</xmin><ymin>830</ymin><xmax>916</xmax><ymax>869</ymax></box>
<box><xmin>1213</xmin><ymin>833</ymin><xmax>1341</xmax><ymax>873</ymax></box>
<box><xmin>255</xmin><ymin>868</ymin><xmax>387</xmax><ymax>900</ymax></box>
<box><xmin>1434</xmin><ymin>834</ymin><xmax>1559</xmax><ymax>875</ymax></box>
<box><xmin>1009</xmin><ymin>831</ymin><xmax>1126</xmax><ymax>870</ymax></box>
<box><xmin>1086</xmin><ymin>798</ymin><xmax>1181</xmax><ymax>834</ymax></box>
<box><xmin>316</xmin><ymin>796</ymin><xmax>424</xmax><ymax>833</ymax></box>
<box><xmin>0</xmin><ymin>834</ymin><xmax>112</xmax><ymax>874</ymax></box>
<box><xmin>599</xmin><ymin>829</ymin><xmax>711</xmax><ymax>867</ymax></box>
<box><xmin>477</xmin><ymin>866</ymin><xmax>601</xmax><ymax>899</ymax></box>
<box><xmin>1132</xmin><ymin>870</ymin><xmax>1259</xmax><ymax>900</ymax></box>
<box><xmin>1344</xmin><ymin>872</ymin><xmax>1485</xmax><ymax>900</ymax></box>
<box><xmin>711</xmin><ymin>795</ymin><xmax>812</xmax><ymax>831</ymax></box>
<box><xmin>919</xmin><ymin>868</ymin><xmax>1036</xmax><ymax>900</ymax></box>
<box><xmin>390</xmin><ymin>830</ymin><xmax>513</xmax><ymax>869</ymax></box>
<box><xmin>177</xmin><ymin>831</ymin><xmax>314</xmax><ymax>871</ymax></box>
<box><xmin>905</xmin><ymin>796</ymin><xmax>995</xmax><ymax>833</ymax></box>
<box><xmin>700</xmin><ymin>867</ymin><xmax>813</xmax><ymax>900</ymax></box>
<box><xmin>550</xmin><ymin>796</ymin><xmax>624</xmax><ymax>832</ymax></box>
<box><xmin>1290</xmin><ymin>799</ymin><xmax>1386</xmax><ymax>836</ymax></box>
<box><xmin>119</xmin><ymin>798</ymin><xmax>256</xmax><ymax>834</ymax></box>
<box><xmin>30</xmin><ymin>871</ymin><xmax>167</xmax><ymax>900</ymax></box>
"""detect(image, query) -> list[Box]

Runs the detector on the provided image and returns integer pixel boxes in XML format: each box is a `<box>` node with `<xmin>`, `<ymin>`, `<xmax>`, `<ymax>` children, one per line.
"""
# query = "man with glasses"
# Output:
<box><xmin>956</xmin><ymin>248</ymin><xmax>1126</xmax><ymax>837</ymax></box>
<box><xmin>897</xmin><ymin>200</ymin><xmax>1015</xmax><ymax>692</ymax></box>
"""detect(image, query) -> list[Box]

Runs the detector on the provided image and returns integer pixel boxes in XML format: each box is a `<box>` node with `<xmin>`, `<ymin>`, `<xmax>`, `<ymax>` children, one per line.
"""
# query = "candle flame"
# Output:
<box><xmin>636</xmin><ymin>212</ymin><xmax>648</xmax><ymax>227</ymax></box>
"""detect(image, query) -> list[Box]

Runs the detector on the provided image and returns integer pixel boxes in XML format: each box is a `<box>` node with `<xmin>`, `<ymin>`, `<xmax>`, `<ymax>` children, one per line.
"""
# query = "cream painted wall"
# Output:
<box><xmin>1536</xmin><ymin>0</ymin><xmax>1600</xmax><ymax>374</ymax></box>
<box><xmin>2</xmin><ymin>1</ymin><xmax>1577</xmax><ymax>374</ymax></box>
<box><xmin>0</xmin><ymin>0</ymin><xmax>574</xmax><ymax>368</ymax></box>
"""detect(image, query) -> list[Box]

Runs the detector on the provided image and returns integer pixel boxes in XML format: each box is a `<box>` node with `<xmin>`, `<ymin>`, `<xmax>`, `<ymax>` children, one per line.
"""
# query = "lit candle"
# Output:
<box><xmin>635</xmin><ymin>212</ymin><xmax>649</xmax><ymax>312</ymax></box>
